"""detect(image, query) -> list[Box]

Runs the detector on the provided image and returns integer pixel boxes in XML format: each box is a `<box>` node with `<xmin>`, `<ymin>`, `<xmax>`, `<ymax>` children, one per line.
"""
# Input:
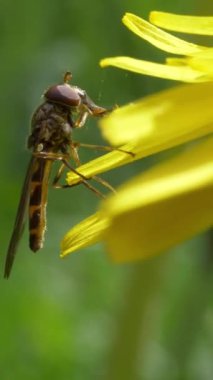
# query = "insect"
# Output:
<box><xmin>4</xmin><ymin>72</ymin><xmax>111</xmax><ymax>278</ymax></box>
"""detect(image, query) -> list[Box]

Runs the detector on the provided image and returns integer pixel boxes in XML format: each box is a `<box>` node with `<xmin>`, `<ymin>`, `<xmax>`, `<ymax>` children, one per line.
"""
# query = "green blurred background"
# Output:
<box><xmin>1</xmin><ymin>1</ymin><xmax>212</xmax><ymax>379</ymax></box>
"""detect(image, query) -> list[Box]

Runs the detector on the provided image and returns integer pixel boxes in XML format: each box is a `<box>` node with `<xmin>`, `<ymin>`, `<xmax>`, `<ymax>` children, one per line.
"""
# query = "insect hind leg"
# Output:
<box><xmin>53</xmin><ymin>159</ymin><xmax>106</xmax><ymax>199</ymax></box>
<box><xmin>34</xmin><ymin>151</ymin><xmax>115</xmax><ymax>198</ymax></box>
<box><xmin>63</xmin><ymin>159</ymin><xmax>108</xmax><ymax>198</ymax></box>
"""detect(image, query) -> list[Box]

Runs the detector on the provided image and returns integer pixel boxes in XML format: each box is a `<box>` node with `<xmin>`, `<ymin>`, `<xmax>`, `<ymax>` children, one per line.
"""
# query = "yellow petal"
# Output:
<box><xmin>62</xmin><ymin>138</ymin><xmax>213</xmax><ymax>260</ymax></box>
<box><xmin>61</xmin><ymin>212</ymin><xmax>109</xmax><ymax>257</ymax></box>
<box><xmin>102</xmin><ymin>138</ymin><xmax>213</xmax><ymax>262</ymax></box>
<box><xmin>100</xmin><ymin>56</ymin><xmax>207</xmax><ymax>82</ymax></box>
<box><xmin>100</xmin><ymin>81</ymin><xmax>213</xmax><ymax>145</ymax></box>
<box><xmin>167</xmin><ymin>49</ymin><xmax>213</xmax><ymax>76</ymax></box>
<box><xmin>187</xmin><ymin>49</ymin><xmax>213</xmax><ymax>75</ymax></box>
<box><xmin>150</xmin><ymin>11</ymin><xmax>213</xmax><ymax>36</ymax></box>
<box><xmin>123</xmin><ymin>13</ymin><xmax>206</xmax><ymax>55</ymax></box>
<box><xmin>66</xmin><ymin>143</ymin><xmax>136</xmax><ymax>185</ymax></box>
<box><xmin>67</xmin><ymin>82</ymin><xmax>213</xmax><ymax>185</ymax></box>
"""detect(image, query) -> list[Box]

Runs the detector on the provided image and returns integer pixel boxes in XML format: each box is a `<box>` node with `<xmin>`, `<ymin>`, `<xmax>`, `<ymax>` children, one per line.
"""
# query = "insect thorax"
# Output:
<box><xmin>28</xmin><ymin>101</ymin><xmax>73</xmax><ymax>153</ymax></box>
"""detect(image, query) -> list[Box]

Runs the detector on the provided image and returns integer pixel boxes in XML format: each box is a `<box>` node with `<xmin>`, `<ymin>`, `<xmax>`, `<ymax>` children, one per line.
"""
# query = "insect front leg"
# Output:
<box><xmin>74</xmin><ymin>110</ymin><xmax>89</xmax><ymax>128</ymax></box>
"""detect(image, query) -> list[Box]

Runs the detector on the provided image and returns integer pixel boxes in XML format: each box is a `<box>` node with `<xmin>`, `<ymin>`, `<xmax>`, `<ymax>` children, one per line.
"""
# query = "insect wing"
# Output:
<box><xmin>4</xmin><ymin>157</ymin><xmax>36</xmax><ymax>278</ymax></box>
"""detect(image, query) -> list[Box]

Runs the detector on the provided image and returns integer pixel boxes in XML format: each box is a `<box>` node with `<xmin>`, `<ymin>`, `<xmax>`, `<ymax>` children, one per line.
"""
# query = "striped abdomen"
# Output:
<box><xmin>29</xmin><ymin>158</ymin><xmax>52</xmax><ymax>252</ymax></box>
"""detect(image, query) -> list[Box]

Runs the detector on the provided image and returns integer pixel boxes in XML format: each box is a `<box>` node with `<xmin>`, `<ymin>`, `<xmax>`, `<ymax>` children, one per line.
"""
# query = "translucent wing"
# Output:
<box><xmin>4</xmin><ymin>157</ymin><xmax>36</xmax><ymax>278</ymax></box>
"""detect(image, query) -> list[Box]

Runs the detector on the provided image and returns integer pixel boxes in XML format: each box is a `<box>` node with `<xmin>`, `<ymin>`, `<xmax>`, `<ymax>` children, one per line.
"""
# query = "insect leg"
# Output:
<box><xmin>70</xmin><ymin>143</ymin><xmax>81</xmax><ymax>166</ymax></box>
<box><xmin>62</xmin><ymin>158</ymin><xmax>106</xmax><ymax>199</ymax></box>
<box><xmin>52</xmin><ymin>156</ymin><xmax>116</xmax><ymax>196</ymax></box>
<box><xmin>74</xmin><ymin>110</ymin><xmax>89</xmax><ymax>128</ymax></box>
<box><xmin>34</xmin><ymin>151</ymin><xmax>113</xmax><ymax>197</ymax></box>
<box><xmin>75</xmin><ymin>142</ymin><xmax>135</xmax><ymax>157</ymax></box>
<box><xmin>92</xmin><ymin>176</ymin><xmax>116</xmax><ymax>193</ymax></box>
<box><xmin>52</xmin><ymin>163</ymin><xmax>66</xmax><ymax>188</ymax></box>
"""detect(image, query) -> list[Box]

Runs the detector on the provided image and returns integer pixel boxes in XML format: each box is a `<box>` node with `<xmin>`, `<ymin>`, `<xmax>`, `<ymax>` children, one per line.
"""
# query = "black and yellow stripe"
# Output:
<box><xmin>29</xmin><ymin>158</ymin><xmax>52</xmax><ymax>252</ymax></box>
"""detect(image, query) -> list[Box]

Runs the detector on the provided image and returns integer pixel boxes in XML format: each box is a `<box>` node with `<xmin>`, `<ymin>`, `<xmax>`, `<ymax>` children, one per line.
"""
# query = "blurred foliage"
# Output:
<box><xmin>0</xmin><ymin>0</ymin><xmax>212</xmax><ymax>379</ymax></box>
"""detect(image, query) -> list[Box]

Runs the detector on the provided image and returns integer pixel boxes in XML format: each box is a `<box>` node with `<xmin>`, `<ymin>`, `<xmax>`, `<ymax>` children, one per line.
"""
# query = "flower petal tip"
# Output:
<box><xmin>100</xmin><ymin>58</ymin><xmax>110</xmax><ymax>68</ymax></box>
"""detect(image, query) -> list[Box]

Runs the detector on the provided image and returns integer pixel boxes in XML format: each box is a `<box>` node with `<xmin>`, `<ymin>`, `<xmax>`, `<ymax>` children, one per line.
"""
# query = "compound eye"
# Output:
<box><xmin>44</xmin><ymin>84</ymin><xmax>81</xmax><ymax>107</ymax></box>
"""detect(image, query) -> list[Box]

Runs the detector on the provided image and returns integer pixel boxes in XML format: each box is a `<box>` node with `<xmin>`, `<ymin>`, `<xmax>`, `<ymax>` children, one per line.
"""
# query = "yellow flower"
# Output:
<box><xmin>100</xmin><ymin>12</ymin><xmax>213</xmax><ymax>82</ymax></box>
<box><xmin>62</xmin><ymin>12</ymin><xmax>213</xmax><ymax>262</ymax></box>
<box><xmin>62</xmin><ymin>138</ymin><xmax>213</xmax><ymax>259</ymax></box>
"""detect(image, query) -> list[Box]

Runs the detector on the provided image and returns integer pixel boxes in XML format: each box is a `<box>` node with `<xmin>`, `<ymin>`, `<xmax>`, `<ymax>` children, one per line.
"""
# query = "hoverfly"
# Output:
<box><xmin>4</xmin><ymin>72</ymin><xmax>110</xmax><ymax>278</ymax></box>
